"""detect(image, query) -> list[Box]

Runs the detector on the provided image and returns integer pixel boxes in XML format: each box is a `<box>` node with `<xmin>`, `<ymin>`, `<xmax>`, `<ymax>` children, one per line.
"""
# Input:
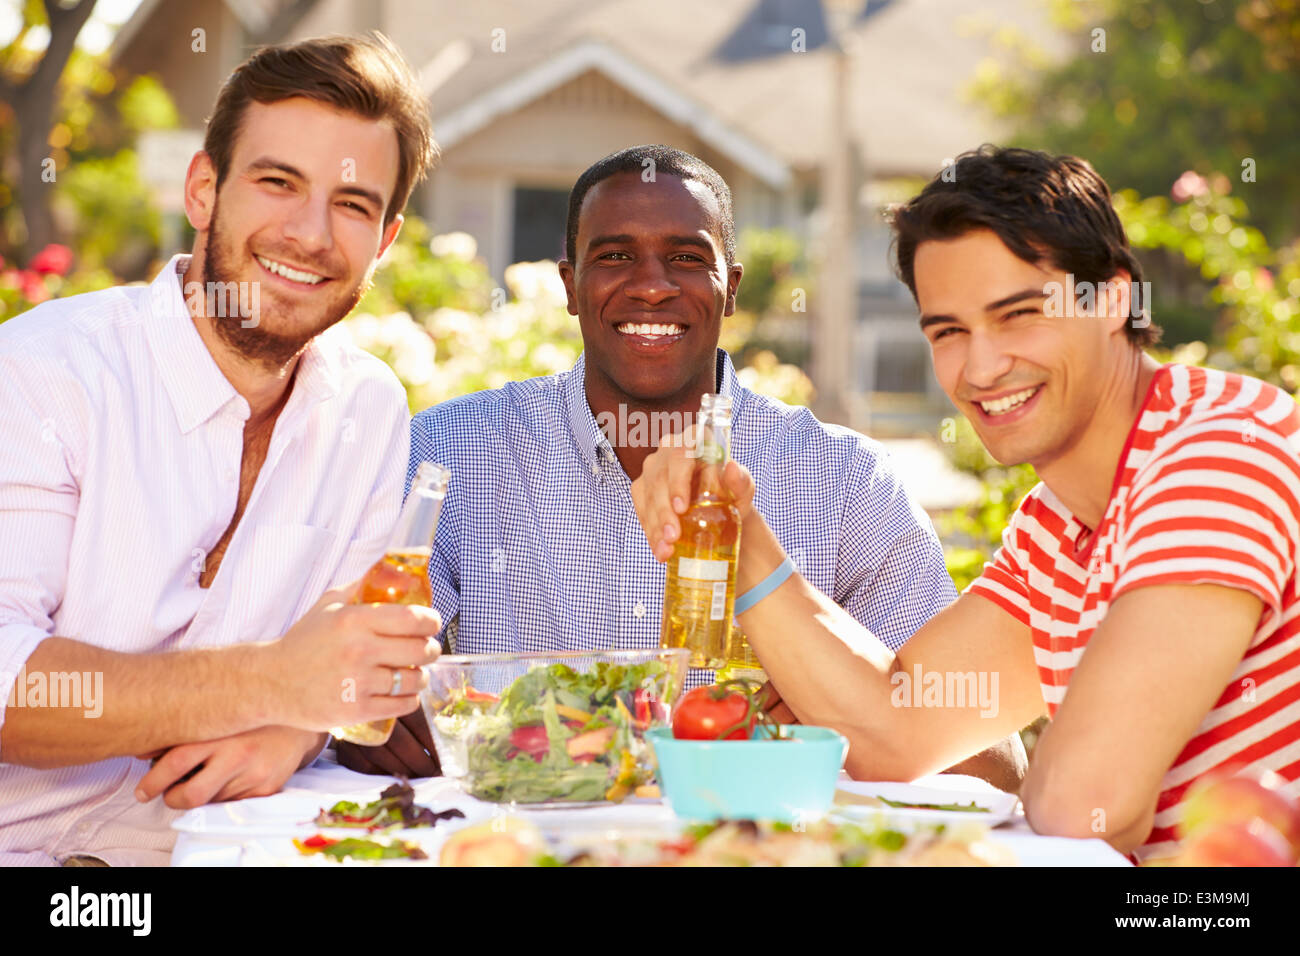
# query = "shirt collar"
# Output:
<box><xmin>144</xmin><ymin>254</ymin><xmax>341</xmax><ymax>435</ymax></box>
<box><xmin>143</xmin><ymin>254</ymin><xmax>243</xmax><ymax>433</ymax></box>
<box><xmin>563</xmin><ymin>348</ymin><xmax>742</xmax><ymax>470</ymax></box>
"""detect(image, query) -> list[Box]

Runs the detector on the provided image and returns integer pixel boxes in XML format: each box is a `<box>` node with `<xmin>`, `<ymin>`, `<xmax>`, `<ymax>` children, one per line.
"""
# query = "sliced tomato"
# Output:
<box><xmin>297</xmin><ymin>834</ymin><xmax>340</xmax><ymax>851</ymax></box>
<box><xmin>509</xmin><ymin>724</ymin><xmax>550</xmax><ymax>762</ymax></box>
<box><xmin>465</xmin><ymin>687</ymin><xmax>500</xmax><ymax>704</ymax></box>
<box><xmin>632</xmin><ymin>689</ymin><xmax>653</xmax><ymax>728</ymax></box>
<box><xmin>659</xmin><ymin>838</ymin><xmax>695</xmax><ymax>857</ymax></box>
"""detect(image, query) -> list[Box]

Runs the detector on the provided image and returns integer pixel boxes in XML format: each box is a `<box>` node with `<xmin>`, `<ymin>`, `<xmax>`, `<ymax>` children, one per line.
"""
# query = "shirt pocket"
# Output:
<box><xmin>229</xmin><ymin>523</ymin><xmax>340</xmax><ymax>639</ymax></box>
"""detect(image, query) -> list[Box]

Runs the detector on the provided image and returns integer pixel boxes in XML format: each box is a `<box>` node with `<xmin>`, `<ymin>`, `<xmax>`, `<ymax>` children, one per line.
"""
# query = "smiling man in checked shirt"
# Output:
<box><xmin>338</xmin><ymin>145</ymin><xmax>1027</xmax><ymax>788</ymax></box>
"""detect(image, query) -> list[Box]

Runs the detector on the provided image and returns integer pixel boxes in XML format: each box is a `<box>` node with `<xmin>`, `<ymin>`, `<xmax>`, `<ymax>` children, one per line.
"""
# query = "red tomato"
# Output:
<box><xmin>509</xmin><ymin>725</ymin><xmax>550</xmax><ymax>762</ymax></box>
<box><xmin>672</xmin><ymin>685</ymin><xmax>756</xmax><ymax>740</ymax></box>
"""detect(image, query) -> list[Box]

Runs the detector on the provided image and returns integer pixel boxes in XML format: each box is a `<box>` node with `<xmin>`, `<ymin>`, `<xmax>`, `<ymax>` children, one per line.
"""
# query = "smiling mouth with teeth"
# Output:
<box><xmin>616</xmin><ymin>322</ymin><xmax>686</xmax><ymax>339</ymax></box>
<box><xmin>256</xmin><ymin>254</ymin><xmax>327</xmax><ymax>285</ymax></box>
<box><xmin>977</xmin><ymin>386</ymin><xmax>1041</xmax><ymax>416</ymax></box>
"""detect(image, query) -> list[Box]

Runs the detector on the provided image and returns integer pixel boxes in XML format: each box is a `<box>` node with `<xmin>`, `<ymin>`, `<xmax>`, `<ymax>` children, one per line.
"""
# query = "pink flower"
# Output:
<box><xmin>28</xmin><ymin>243</ymin><xmax>73</xmax><ymax>277</ymax></box>
<box><xmin>17</xmin><ymin>269</ymin><xmax>50</xmax><ymax>304</ymax></box>
<box><xmin>1171</xmin><ymin>170</ymin><xmax>1209</xmax><ymax>203</ymax></box>
<box><xmin>1256</xmin><ymin>268</ymin><xmax>1274</xmax><ymax>291</ymax></box>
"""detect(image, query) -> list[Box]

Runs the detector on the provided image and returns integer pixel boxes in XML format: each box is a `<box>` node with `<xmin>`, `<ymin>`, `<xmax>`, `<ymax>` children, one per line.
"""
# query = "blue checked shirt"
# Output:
<box><xmin>407</xmin><ymin>350</ymin><xmax>956</xmax><ymax>669</ymax></box>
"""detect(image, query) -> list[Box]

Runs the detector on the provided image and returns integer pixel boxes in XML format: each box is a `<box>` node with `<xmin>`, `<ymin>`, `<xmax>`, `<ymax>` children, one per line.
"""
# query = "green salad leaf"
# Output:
<box><xmin>440</xmin><ymin>659</ymin><xmax>673</xmax><ymax>803</ymax></box>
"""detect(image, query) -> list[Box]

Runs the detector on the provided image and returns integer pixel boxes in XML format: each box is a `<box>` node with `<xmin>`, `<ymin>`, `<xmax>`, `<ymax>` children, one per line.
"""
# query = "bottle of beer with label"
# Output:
<box><xmin>660</xmin><ymin>393</ymin><xmax>740</xmax><ymax>669</ymax></box>
<box><xmin>722</xmin><ymin>623</ymin><xmax>768</xmax><ymax>683</ymax></box>
<box><xmin>332</xmin><ymin>461</ymin><xmax>451</xmax><ymax>746</ymax></box>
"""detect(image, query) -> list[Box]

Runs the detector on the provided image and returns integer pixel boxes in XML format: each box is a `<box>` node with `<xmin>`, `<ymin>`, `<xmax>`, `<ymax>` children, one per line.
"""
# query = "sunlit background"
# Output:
<box><xmin>2</xmin><ymin>0</ymin><xmax>1297</xmax><ymax>594</ymax></box>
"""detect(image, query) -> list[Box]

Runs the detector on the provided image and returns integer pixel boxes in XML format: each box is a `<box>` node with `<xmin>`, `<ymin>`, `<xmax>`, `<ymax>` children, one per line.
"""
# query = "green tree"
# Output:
<box><xmin>0</xmin><ymin>0</ymin><xmax>97</xmax><ymax>258</ymax></box>
<box><xmin>970</xmin><ymin>0</ymin><xmax>1300</xmax><ymax>246</ymax></box>
<box><xmin>1</xmin><ymin>1</ymin><xmax>177</xmax><ymax>277</ymax></box>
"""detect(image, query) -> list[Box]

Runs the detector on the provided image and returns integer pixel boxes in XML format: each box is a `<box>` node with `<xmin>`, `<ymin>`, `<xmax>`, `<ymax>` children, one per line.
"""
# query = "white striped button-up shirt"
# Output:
<box><xmin>0</xmin><ymin>255</ymin><xmax>410</xmax><ymax>865</ymax></box>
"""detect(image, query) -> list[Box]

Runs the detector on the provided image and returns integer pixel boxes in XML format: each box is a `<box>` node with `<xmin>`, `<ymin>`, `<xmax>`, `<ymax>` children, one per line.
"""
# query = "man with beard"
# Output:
<box><xmin>338</xmin><ymin>146</ymin><xmax>1027</xmax><ymax>791</ymax></box>
<box><xmin>0</xmin><ymin>34</ymin><xmax>443</xmax><ymax>866</ymax></box>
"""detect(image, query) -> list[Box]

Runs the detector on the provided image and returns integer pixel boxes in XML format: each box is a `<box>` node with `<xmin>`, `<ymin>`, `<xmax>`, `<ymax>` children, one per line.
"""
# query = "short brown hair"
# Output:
<box><xmin>203</xmin><ymin>32</ymin><xmax>438</xmax><ymax>226</ymax></box>
<box><xmin>890</xmin><ymin>145</ymin><xmax>1160</xmax><ymax>348</ymax></box>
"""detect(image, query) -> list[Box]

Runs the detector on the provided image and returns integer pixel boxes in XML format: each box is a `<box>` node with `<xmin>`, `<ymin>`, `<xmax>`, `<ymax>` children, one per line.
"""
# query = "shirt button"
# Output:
<box><xmin>633</xmin><ymin>601</ymin><xmax>646</xmax><ymax>619</ymax></box>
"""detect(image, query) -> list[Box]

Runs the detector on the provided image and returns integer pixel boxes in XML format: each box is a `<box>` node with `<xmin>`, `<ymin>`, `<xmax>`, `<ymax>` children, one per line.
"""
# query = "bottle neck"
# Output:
<box><xmin>693</xmin><ymin>413</ymin><xmax>733</xmax><ymax>501</ymax></box>
<box><xmin>697</xmin><ymin>413</ymin><xmax>732</xmax><ymax>465</ymax></box>
<box><xmin>387</xmin><ymin>482</ymin><xmax>448</xmax><ymax>552</ymax></box>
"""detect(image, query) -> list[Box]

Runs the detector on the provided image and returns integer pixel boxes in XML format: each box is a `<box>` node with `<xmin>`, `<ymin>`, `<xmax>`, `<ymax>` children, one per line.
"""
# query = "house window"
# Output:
<box><xmin>512</xmin><ymin>187</ymin><xmax>570</xmax><ymax>264</ymax></box>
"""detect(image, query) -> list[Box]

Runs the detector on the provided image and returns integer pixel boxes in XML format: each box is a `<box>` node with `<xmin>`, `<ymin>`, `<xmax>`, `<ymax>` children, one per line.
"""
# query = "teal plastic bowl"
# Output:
<box><xmin>646</xmin><ymin>725</ymin><xmax>848</xmax><ymax>822</ymax></box>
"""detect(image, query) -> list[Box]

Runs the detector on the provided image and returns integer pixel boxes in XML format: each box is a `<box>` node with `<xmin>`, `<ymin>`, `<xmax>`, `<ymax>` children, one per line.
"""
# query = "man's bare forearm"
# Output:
<box><xmin>736</xmin><ymin>512</ymin><xmax>1038</xmax><ymax>781</ymax></box>
<box><xmin>1</xmin><ymin>636</ymin><xmax>280</xmax><ymax>768</ymax></box>
<box><xmin>735</xmin><ymin>515</ymin><xmax>924</xmax><ymax>778</ymax></box>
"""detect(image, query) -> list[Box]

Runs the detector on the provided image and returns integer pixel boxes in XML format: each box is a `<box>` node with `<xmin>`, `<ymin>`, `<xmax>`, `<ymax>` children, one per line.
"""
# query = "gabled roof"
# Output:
<box><xmin>111</xmin><ymin>0</ymin><xmax>1069</xmax><ymax>179</ymax></box>
<box><xmin>431</xmin><ymin>39</ymin><xmax>792</xmax><ymax>188</ymax></box>
<box><xmin>409</xmin><ymin>0</ymin><xmax>1067</xmax><ymax>177</ymax></box>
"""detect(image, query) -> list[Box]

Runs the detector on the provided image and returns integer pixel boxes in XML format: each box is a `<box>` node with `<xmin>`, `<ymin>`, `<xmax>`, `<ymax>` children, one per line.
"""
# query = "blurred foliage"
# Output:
<box><xmin>1</xmin><ymin>4</ymin><xmax>175</xmax><ymax>275</ymax></box>
<box><xmin>345</xmin><ymin>219</ymin><xmax>816</xmax><ymax>414</ymax></box>
<box><xmin>939</xmin><ymin>415</ymin><xmax>1039</xmax><ymax>591</ymax></box>
<box><xmin>1116</xmin><ymin>177</ymin><xmax>1300</xmax><ymax>386</ymax></box>
<box><xmin>723</xmin><ymin>227</ymin><xmax>816</xmax><ymax>381</ymax></box>
<box><xmin>968</xmin><ymin>0</ymin><xmax>1300</xmax><ymax>246</ymax></box>
<box><xmin>734</xmin><ymin>227</ymin><xmax>807</xmax><ymax>316</ymax></box>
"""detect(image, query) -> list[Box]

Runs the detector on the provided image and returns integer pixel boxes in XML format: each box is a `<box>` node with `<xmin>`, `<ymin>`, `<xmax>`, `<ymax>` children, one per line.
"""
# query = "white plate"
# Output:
<box><xmin>171</xmin><ymin>778</ymin><xmax>480</xmax><ymax>837</ymax></box>
<box><xmin>830</xmin><ymin>780</ymin><xmax>1021</xmax><ymax>828</ymax></box>
<box><xmin>990</xmin><ymin>832</ymin><xmax>1133</xmax><ymax>867</ymax></box>
<box><xmin>238</xmin><ymin>830</ymin><xmax>448</xmax><ymax>867</ymax></box>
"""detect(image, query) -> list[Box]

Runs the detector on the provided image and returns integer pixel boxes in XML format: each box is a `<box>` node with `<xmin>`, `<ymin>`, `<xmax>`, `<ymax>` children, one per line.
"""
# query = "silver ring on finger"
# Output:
<box><xmin>389</xmin><ymin>667</ymin><xmax>404</xmax><ymax>696</ymax></box>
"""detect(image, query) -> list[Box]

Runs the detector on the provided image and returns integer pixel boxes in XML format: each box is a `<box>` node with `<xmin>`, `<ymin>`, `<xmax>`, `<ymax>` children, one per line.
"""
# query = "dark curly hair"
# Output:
<box><xmin>890</xmin><ymin>145</ymin><xmax>1160</xmax><ymax>347</ymax></box>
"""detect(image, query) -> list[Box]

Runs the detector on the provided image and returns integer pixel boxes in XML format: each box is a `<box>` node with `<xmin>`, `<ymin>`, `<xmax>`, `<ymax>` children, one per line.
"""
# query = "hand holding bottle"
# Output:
<box><xmin>630</xmin><ymin>433</ymin><xmax>756</xmax><ymax>563</ymax></box>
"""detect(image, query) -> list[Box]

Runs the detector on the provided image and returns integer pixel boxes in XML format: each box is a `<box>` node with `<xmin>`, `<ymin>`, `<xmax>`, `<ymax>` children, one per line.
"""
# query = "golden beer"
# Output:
<box><xmin>660</xmin><ymin>394</ymin><xmax>740</xmax><ymax>670</ymax></box>
<box><xmin>332</xmin><ymin>462</ymin><xmax>450</xmax><ymax>746</ymax></box>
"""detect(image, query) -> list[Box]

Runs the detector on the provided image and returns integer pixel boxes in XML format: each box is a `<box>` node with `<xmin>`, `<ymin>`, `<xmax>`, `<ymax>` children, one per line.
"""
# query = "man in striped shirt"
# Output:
<box><xmin>339</xmin><ymin>146</ymin><xmax>1028</xmax><ymax>789</ymax></box>
<box><xmin>631</xmin><ymin>146</ymin><xmax>1300</xmax><ymax>861</ymax></box>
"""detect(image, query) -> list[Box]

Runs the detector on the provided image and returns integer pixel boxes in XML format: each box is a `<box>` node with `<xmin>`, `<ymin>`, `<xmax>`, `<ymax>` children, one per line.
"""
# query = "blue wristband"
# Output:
<box><xmin>733</xmin><ymin>556</ymin><xmax>795</xmax><ymax>616</ymax></box>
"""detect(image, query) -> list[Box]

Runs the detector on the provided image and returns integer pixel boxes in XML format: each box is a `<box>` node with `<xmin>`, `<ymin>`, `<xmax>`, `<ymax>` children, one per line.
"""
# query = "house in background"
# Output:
<box><xmin>112</xmin><ymin>0</ymin><xmax>1068</xmax><ymax>438</ymax></box>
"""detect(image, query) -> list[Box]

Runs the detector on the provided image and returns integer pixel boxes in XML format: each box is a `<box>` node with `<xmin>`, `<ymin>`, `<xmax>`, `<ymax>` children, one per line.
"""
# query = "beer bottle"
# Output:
<box><xmin>332</xmin><ymin>461</ymin><xmax>450</xmax><ymax>746</ymax></box>
<box><xmin>660</xmin><ymin>393</ymin><xmax>740</xmax><ymax>669</ymax></box>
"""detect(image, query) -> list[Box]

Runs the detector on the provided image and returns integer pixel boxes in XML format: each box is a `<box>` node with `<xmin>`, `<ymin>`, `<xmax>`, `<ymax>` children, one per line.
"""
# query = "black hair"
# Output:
<box><xmin>565</xmin><ymin>145</ymin><xmax>736</xmax><ymax>267</ymax></box>
<box><xmin>890</xmin><ymin>144</ymin><xmax>1159</xmax><ymax>347</ymax></box>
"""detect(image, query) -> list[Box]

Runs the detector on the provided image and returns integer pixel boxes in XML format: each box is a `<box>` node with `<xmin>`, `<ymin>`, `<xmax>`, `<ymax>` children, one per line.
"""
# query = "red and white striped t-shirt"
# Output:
<box><xmin>969</xmin><ymin>364</ymin><xmax>1300</xmax><ymax>861</ymax></box>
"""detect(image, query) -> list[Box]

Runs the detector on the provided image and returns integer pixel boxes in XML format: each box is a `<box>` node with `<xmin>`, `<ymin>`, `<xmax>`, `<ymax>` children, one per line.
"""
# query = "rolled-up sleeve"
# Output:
<box><xmin>0</xmin><ymin>351</ymin><xmax>80</xmax><ymax>744</ymax></box>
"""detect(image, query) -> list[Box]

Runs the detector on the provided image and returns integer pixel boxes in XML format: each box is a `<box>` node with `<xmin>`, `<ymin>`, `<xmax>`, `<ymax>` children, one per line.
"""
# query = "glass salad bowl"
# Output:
<box><xmin>419</xmin><ymin>649</ymin><xmax>689</xmax><ymax>805</ymax></box>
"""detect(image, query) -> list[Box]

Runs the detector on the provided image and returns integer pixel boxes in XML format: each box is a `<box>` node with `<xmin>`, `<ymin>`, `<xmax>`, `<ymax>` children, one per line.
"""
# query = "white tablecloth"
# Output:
<box><xmin>170</xmin><ymin>753</ymin><xmax>1131</xmax><ymax>866</ymax></box>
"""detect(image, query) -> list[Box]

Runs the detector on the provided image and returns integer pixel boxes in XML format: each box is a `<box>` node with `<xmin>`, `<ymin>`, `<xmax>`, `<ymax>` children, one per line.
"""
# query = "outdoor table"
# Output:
<box><xmin>170</xmin><ymin>750</ymin><xmax>1131</xmax><ymax>866</ymax></box>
